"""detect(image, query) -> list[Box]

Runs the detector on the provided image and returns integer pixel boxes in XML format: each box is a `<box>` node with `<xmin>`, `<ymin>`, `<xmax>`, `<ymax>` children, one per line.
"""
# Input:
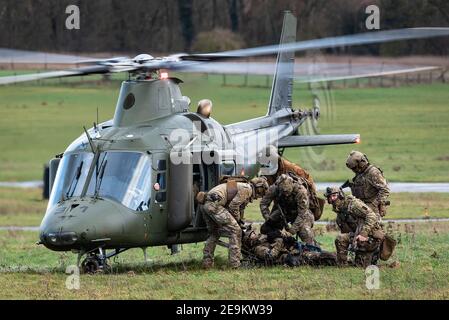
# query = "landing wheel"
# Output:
<box><xmin>81</xmin><ymin>250</ymin><xmax>111</xmax><ymax>274</ymax></box>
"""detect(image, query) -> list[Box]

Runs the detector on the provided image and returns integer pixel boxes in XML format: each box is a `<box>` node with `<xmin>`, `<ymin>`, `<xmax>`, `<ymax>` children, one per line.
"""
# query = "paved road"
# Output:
<box><xmin>316</xmin><ymin>182</ymin><xmax>449</xmax><ymax>193</ymax></box>
<box><xmin>0</xmin><ymin>181</ymin><xmax>44</xmax><ymax>188</ymax></box>
<box><xmin>3</xmin><ymin>181</ymin><xmax>449</xmax><ymax>193</ymax></box>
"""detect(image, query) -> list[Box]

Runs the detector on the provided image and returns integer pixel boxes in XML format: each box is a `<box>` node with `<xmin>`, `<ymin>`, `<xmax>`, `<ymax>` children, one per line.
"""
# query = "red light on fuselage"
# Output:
<box><xmin>160</xmin><ymin>72</ymin><xmax>169</xmax><ymax>80</ymax></box>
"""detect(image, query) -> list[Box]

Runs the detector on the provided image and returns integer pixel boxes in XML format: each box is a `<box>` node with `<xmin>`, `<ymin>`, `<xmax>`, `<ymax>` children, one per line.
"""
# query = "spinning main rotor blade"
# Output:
<box><xmin>0</xmin><ymin>48</ymin><xmax>96</xmax><ymax>64</ymax></box>
<box><xmin>182</xmin><ymin>28</ymin><xmax>449</xmax><ymax>61</ymax></box>
<box><xmin>0</xmin><ymin>65</ymin><xmax>112</xmax><ymax>85</ymax></box>
<box><xmin>170</xmin><ymin>61</ymin><xmax>442</xmax><ymax>84</ymax></box>
<box><xmin>0</xmin><ymin>27</ymin><xmax>448</xmax><ymax>85</ymax></box>
<box><xmin>295</xmin><ymin>66</ymin><xmax>441</xmax><ymax>83</ymax></box>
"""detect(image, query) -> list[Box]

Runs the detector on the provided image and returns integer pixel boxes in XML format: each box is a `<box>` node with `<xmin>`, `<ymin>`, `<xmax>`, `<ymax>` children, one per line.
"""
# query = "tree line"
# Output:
<box><xmin>0</xmin><ymin>0</ymin><xmax>448</xmax><ymax>55</ymax></box>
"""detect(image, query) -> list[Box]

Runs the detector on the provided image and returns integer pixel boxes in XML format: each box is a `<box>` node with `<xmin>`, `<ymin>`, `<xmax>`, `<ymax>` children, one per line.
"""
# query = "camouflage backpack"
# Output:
<box><xmin>286</xmin><ymin>171</ymin><xmax>325</xmax><ymax>221</ymax></box>
<box><xmin>219</xmin><ymin>175</ymin><xmax>250</xmax><ymax>203</ymax></box>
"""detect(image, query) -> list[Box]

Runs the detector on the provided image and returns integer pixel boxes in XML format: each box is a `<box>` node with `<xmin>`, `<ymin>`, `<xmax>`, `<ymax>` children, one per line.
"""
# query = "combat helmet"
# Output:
<box><xmin>276</xmin><ymin>174</ymin><xmax>295</xmax><ymax>195</ymax></box>
<box><xmin>323</xmin><ymin>186</ymin><xmax>345</xmax><ymax>203</ymax></box>
<box><xmin>250</xmin><ymin>176</ymin><xmax>269</xmax><ymax>198</ymax></box>
<box><xmin>346</xmin><ymin>151</ymin><xmax>369</xmax><ymax>173</ymax></box>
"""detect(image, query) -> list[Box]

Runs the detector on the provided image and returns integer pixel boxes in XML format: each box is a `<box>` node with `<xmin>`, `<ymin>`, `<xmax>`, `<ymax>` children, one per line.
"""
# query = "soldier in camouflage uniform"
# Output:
<box><xmin>242</xmin><ymin>228</ymin><xmax>292</xmax><ymax>264</ymax></box>
<box><xmin>258</xmin><ymin>145</ymin><xmax>324</xmax><ymax>220</ymax></box>
<box><xmin>201</xmin><ymin>177</ymin><xmax>269</xmax><ymax>269</ymax></box>
<box><xmin>242</xmin><ymin>227</ymin><xmax>337</xmax><ymax>266</ymax></box>
<box><xmin>324</xmin><ymin>186</ymin><xmax>385</xmax><ymax>267</ymax></box>
<box><xmin>260</xmin><ymin>174</ymin><xmax>316</xmax><ymax>245</ymax></box>
<box><xmin>345</xmin><ymin>151</ymin><xmax>390</xmax><ymax>217</ymax></box>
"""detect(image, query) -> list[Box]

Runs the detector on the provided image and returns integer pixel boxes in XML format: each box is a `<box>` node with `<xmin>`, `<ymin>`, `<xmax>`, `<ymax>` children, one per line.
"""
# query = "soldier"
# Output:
<box><xmin>242</xmin><ymin>228</ymin><xmax>337</xmax><ymax>267</ymax></box>
<box><xmin>345</xmin><ymin>151</ymin><xmax>390</xmax><ymax>217</ymax></box>
<box><xmin>260</xmin><ymin>174</ymin><xmax>316</xmax><ymax>245</ymax></box>
<box><xmin>242</xmin><ymin>228</ymin><xmax>293</xmax><ymax>264</ymax></box>
<box><xmin>200</xmin><ymin>177</ymin><xmax>269</xmax><ymax>269</ymax></box>
<box><xmin>258</xmin><ymin>145</ymin><xmax>324</xmax><ymax>220</ymax></box>
<box><xmin>324</xmin><ymin>186</ymin><xmax>385</xmax><ymax>267</ymax></box>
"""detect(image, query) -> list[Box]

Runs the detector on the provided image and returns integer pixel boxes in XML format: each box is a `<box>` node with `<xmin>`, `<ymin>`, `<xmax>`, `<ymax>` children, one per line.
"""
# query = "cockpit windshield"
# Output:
<box><xmin>85</xmin><ymin>152</ymin><xmax>152</xmax><ymax>211</ymax></box>
<box><xmin>48</xmin><ymin>152</ymin><xmax>94</xmax><ymax>209</ymax></box>
<box><xmin>48</xmin><ymin>151</ymin><xmax>153</xmax><ymax>211</ymax></box>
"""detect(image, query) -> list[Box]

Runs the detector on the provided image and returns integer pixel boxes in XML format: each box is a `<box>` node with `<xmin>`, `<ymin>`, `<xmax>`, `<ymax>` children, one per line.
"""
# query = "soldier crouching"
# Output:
<box><xmin>260</xmin><ymin>174</ymin><xmax>316</xmax><ymax>245</ymax></box>
<box><xmin>200</xmin><ymin>177</ymin><xmax>268</xmax><ymax>269</ymax></box>
<box><xmin>324</xmin><ymin>186</ymin><xmax>385</xmax><ymax>268</ymax></box>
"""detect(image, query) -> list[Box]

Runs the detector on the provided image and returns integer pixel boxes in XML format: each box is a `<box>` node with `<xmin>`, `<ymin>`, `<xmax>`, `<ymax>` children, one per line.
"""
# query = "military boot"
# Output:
<box><xmin>337</xmin><ymin>252</ymin><xmax>349</xmax><ymax>267</ymax></box>
<box><xmin>335</xmin><ymin>236</ymin><xmax>350</xmax><ymax>267</ymax></box>
<box><xmin>355</xmin><ymin>252</ymin><xmax>377</xmax><ymax>268</ymax></box>
<box><xmin>202</xmin><ymin>258</ymin><xmax>214</xmax><ymax>269</ymax></box>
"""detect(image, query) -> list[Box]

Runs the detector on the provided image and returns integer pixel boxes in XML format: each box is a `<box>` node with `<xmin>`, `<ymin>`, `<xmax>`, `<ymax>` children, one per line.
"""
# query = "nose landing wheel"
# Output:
<box><xmin>80</xmin><ymin>248</ymin><xmax>111</xmax><ymax>274</ymax></box>
<box><xmin>78</xmin><ymin>247</ymin><xmax>129</xmax><ymax>274</ymax></box>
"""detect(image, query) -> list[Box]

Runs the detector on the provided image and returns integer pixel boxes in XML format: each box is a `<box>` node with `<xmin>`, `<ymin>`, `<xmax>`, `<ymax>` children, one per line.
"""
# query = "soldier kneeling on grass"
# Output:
<box><xmin>197</xmin><ymin>177</ymin><xmax>269</xmax><ymax>269</ymax></box>
<box><xmin>324</xmin><ymin>186</ymin><xmax>396</xmax><ymax>267</ymax></box>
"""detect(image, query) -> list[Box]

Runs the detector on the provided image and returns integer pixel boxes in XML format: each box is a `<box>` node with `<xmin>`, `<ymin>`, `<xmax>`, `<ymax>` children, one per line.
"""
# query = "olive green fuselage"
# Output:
<box><xmin>39</xmin><ymin>79</ymin><xmax>301</xmax><ymax>253</ymax></box>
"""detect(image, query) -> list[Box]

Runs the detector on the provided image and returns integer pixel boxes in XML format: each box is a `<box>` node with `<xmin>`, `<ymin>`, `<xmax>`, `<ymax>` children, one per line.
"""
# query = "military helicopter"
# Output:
<box><xmin>1</xmin><ymin>12</ymin><xmax>448</xmax><ymax>273</ymax></box>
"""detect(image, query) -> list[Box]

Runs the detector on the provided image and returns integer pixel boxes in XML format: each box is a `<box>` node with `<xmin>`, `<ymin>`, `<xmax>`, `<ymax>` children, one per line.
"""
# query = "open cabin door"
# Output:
<box><xmin>191</xmin><ymin>151</ymin><xmax>236</xmax><ymax>228</ymax></box>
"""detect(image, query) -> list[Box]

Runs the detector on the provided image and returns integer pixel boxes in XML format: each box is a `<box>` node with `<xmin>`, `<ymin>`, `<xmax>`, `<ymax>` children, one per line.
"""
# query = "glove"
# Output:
<box><xmin>280</xmin><ymin>229</ymin><xmax>293</xmax><ymax>238</ymax></box>
<box><xmin>285</xmin><ymin>226</ymin><xmax>296</xmax><ymax>235</ymax></box>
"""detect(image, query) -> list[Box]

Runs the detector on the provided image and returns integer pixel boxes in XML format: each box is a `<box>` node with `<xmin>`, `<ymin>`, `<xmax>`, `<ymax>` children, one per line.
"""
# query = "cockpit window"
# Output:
<box><xmin>48</xmin><ymin>152</ymin><xmax>94</xmax><ymax>210</ymax></box>
<box><xmin>85</xmin><ymin>152</ymin><xmax>152</xmax><ymax>211</ymax></box>
<box><xmin>48</xmin><ymin>151</ymin><xmax>153</xmax><ymax>212</ymax></box>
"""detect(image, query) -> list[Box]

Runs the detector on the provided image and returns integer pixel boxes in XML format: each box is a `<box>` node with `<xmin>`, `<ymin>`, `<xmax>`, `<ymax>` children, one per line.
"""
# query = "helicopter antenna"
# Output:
<box><xmin>83</xmin><ymin>126</ymin><xmax>96</xmax><ymax>153</ymax></box>
<box><xmin>96</xmin><ymin>107</ymin><xmax>99</xmax><ymax>127</ymax></box>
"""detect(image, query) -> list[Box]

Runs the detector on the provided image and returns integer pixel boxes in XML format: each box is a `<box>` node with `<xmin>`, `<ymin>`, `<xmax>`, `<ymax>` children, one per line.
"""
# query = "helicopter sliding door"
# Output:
<box><xmin>167</xmin><ymin>153</ymin><xmax>193</xmax><ymax>232</ymax></box>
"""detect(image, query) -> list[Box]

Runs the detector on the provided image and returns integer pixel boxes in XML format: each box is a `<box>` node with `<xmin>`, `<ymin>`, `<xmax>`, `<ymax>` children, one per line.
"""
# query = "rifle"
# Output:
<box><xmin>341</xmin><ymin>180</ymin><xmax>352</xmax><ymax>189</ymax></box>
<box><xmin>276</xmin><ymin>204</ymin><xmax>289</xmax><ymax>229</ymax></box>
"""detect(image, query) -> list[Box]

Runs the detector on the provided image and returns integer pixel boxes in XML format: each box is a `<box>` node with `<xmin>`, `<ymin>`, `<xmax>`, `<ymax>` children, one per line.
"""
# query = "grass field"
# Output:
<box><xmin>1</xmin><ymin>221</ymin><xmax>448</xmax><ymax>299</ymax></box>
<box><xmin>0</xmin><ymin>75</ymin><xmax>448</xmax><ymax>182</ymax></box>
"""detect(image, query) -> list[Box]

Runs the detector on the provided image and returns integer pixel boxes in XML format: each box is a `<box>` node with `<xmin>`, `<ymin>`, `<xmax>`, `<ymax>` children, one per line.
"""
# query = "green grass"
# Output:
<box><xmin>0</xmin><ymin>74</ymin><xmax>448</xmax><ymax>181</ymax></box>
<box><xmin>1</xmin><ymin>222</ymin><xmax>449</xmax><ymax>299</ymax></box>
<box><xmin>0</xmin><ymin>188</ymin><xmax>46</xmax><ymax>226</ymax></box>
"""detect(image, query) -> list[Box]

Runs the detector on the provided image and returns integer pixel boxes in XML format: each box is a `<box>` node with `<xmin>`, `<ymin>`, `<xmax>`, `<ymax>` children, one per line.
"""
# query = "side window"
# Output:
<box><xmin>220</xmin><ymin>161</ymin><xmax>235</xmax><ymax>177</ymax></box>
<box><xmin>155</xmin><ymin>158</ymin><xmax>167</xmax><ymax>204</ymax></box>
<box><xmin>157</xmin><ymin>172</ymin><xmax>166</xmax><ymax>189</ymax></box>
<box><xmin>157</xmin><ymin>159</ymin><xmax>166</xmax><ymax>171</ymax></box>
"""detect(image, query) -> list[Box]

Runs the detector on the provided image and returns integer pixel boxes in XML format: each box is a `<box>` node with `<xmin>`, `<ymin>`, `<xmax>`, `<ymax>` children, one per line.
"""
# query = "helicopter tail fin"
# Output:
<box><xmin>267</xmin><ymin>11</ymin><xmax>297</xmax><ymax>116</ymax></box>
